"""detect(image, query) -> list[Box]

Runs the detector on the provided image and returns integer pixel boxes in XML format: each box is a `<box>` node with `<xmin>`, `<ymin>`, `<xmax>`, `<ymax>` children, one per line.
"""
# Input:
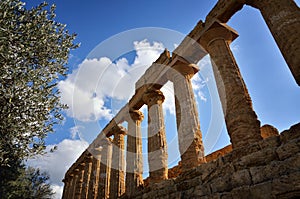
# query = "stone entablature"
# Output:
<box><xmin>62</xmin><ymin>0</ymin><xmax>300</xmax><ymax>198</ymax></box>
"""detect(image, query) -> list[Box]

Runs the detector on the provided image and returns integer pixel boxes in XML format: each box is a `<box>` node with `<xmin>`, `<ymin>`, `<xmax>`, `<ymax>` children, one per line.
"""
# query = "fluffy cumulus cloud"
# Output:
<box><xmin>59</xmin><ymin>39</ymin><xmax>209</xmax><ymax>122</ymax></box>
<box><xmin>27</xmin><ymin>138</ymin><xmax>89</xmax><ymax>199</ymax></box>
<box><xmin>58</xmin><ymin>39</ymin><xmax>165</xmax><ymax>122</ymax></box>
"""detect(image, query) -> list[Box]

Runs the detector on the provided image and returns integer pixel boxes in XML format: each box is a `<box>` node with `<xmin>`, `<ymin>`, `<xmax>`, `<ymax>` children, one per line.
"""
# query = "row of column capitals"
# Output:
<box><xmin>199</xmin><ymin>21</ymin><xmax>238</xmax><ymax>50</ymax></box>
<box><xmin>142</xmin><ymin>89</ymin><xmax>165</xmax><ymax>107</ymax></box>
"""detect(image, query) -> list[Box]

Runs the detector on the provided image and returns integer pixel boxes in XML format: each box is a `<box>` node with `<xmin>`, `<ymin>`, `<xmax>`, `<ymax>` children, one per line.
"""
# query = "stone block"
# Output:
<box><xmin>176</xmin><ymin>178</ymin><xmax>199</xmax><ymax>191</ymax></box>
<box><xmin>235</xmin><ymin>147</ymin><xmax>277</xmax><ymax>170</ymax></box>
<box><xmin>259</xmin><ymin>136</ymin><xmax>281</xmax><ymax>149</ymax></box>
<box><xmin>230</xmin><ymin>143</ymin><xmax>261</xmax><ymax>161</ymax></box>
<box><xmin>280</xmin><ymin>123</ymin><xmax>300</xmax><ymax>144</ymax></box>
<box><xmin>231</xmin><ymin>186</ymin><xmax>251</xmax><ymax>199</ymax></box>
<box><xmin>276</xmin><ymin>138</ymin><xmax>300</xmax><ymax>160</ymax></box>
<box><xmin>231</xmin><ymin>169</ymin><xmax>252</xmax><ymax>187</ymax></box>
<box><xmin>210</xmin><ymin>174</ymin><xmax>232</xmax><ymax>193</ymax></box>
<box><xmin>152</xmin><ymin>179</ymin><xmax>175</xmax><ymax>190</ymax></box>
<box><xmin>250</xmin><ymin>181</ymin><xmax>274</xmax><ymax>199</ymax></box>
<box><xmin>198</xmin><ymin>161</ymin><xmax>219</xmax><ymax>182</ymax></box>
<box><xmin>220</xmin><ymin>192</ymin><xmax>233</xmax><ymax>199</ymax></box>
<box><xmin>193</xmin><ymin>184</ymin><xmax>211</xmax><ymax>197</ymax></box>
<box><xmin>169</xmin><ymin>192</ymin><xmax>182</xmax><ymax>199</ymax></box>
<box><xmin>272</xmin><ymin>173</ymin><xmax>300</xmax><ymax>196</ymax></box>
<box><xmin>250</xmin><ymin>153</ymin><xmax>300</xmax><ymax>184</ymax></box>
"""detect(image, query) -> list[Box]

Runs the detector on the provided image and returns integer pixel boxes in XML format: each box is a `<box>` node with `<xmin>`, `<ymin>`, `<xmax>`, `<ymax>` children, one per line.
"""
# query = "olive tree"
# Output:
<box><xmin>0</xmin><ymin>0</ymin><xmax>78</xmax><ymax>165</ymax></box>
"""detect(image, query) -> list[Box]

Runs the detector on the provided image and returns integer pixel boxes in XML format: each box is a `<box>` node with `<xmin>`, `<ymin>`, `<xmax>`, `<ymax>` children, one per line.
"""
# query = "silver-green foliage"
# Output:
<box><xmin>0</xmin><ymin>0</ymin><xmax>78</xmax><ymax>165</ymax></box>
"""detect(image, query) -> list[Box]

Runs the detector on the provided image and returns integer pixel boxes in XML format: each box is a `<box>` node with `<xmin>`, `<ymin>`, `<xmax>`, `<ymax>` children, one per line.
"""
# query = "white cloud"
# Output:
<box><xmin>51</xmin><ymin>184</ymin><xmax>63</xmax><ymax>199</ymax></box>
<box><xmin>27</xmin><ymin>139</ymin><xmax>89</xmax><ymax>198</ymax></box>
<box><xmin>59</xmin><ymin>39</ymin><xmax>164</xmax><ymax>122</ymax></box>
<box><xmin>192</xmin><ymin>74</ymin><xmax>208</xmax><ymax>102</ymax></box>
<box><xmin>69</xmin><ymin>125</ymin><xmax>84</xmax><ymax>140</ymax></box>
<box><xmin>161</xmin><ymin>81</ymin><xmax>176</xmax><ymax>115</ymax></box>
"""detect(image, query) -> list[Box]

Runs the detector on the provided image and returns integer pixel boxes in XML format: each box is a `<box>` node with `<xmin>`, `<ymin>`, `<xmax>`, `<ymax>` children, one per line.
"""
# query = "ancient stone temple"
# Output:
<box><xmin>62</xmin><ymin>0</ymin><xmax>300</xmax><ymax>198</ymax></box>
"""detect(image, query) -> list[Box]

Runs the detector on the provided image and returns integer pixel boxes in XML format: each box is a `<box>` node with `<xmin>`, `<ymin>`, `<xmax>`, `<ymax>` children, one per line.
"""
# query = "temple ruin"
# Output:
<box><xmin>62</xmin><ymin>0</ymin><xmax>300</xmax><ymax>198</ymax></box>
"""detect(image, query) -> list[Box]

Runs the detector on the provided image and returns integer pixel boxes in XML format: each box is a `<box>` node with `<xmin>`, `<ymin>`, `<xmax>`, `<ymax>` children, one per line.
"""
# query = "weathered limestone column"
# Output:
<box><xmin>87</xmin><ymin>149</ymin><xmax>101</xmax><ymax>199</ymax></box>
<box><xmin>168</xmin><ymin>62</ymin><xmax>206</xmax><ymax>171</ymax></box>
<box><xmin>81</xmin><ymin>155</ymin><xmax>93</xmax><ymax>199</ymax></box>
<box><xmin>125</xmin><ymin>110</ymin><xmax>144</xmax><ymax>196</ymax></box>
<box><xmin>71</xmin><ymin>169</ymin><xmax>80</xmax><ymax>199</ymax></box>
<box><xmin>246</xmin><ymin>0</ymin><xmax>300</xmax><ymax>86</ymax></box>
<box><xmin>74</xmin><ymin>163</ymin><xmax>85</xmax><ymax>199</ymax></box>
<box><xmin>62</xmin><ymin>176</ymin><xmax>71</xmax><ymax>199</ymax></box>
<box><xmin>143</xmin><ymin>90</ymin><xmax>168</xmax><ymax>183</ymax></box>
<box><xmin>97</xmin><ymin>138</ymin><xmax>112</xmax><ymax>199</ymax></box>
<box><xmin>109</xmin><ymin>126</ymin><xmax>126</xmax><ymax>199</ymax></box>
<box><xmin>66</xmin><ymin>174</ymin><xmax>74</xmax><ymax>199</ymax></box>
<box><xmin>199</xmin><ymin>22</ymin><xmax>262</xmax><ymax>148</ymax></box>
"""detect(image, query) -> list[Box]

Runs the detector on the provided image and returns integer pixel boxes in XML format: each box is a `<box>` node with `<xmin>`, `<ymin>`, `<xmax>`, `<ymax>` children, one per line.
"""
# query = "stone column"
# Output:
<box><xmin>125</xmin><ymin>110</ymin><xmax>144</xmax><ymax>196</ymax></box>
<box><xmin>66</xmin><ymin>174</ymin><xmax>74</xmax><ymax>199</ymax></box>
<box><xmin>71</xmin><ymin>169</ymin><xmax>80</xmax><ymax>199</ymax></box>
<box><xmin>168</xmin><ymin>62</ymin><xmax>206</xmax><ymax>171</ymax></box>
<box><xmin>74</xmin><ymin>164</ymin><xmax>85</xmax><ymax>199</ymax></box>
<box><xmin>97</xmin><ymin>138</ymin><xmax>112</xmax><ymax>199</ymax></box>
<box><xmin>246</xmin><ymin>0</ymin><xmax>300</xmax><ymax>86</ymax></box>
<box><xmin>143</xmin><ymin>90</ymin><xmax>168</xmax><ymax>183</ymax></box>
<box><xmin>109</xmin><ymin>126</ymin><xmax>126</xmax><ymax>199</ymax></box>
<box><xmin>87</xmin><ymin>149</ymin><xmax>101</xmax><ymax>199</ymax></box>
<box><xmin>199</xmin><ymin>22</ymin><xmax>262</xmax><ymax>148</ymax></box>
<box><xmin>62</xmin><ymin>176</ymin><xmax>71</xmax><ymax>199</ymax></box>
<box><xmin>81</xmin><ymin>155</ymin><xmax>93</xmax><ymax>199</ymax></box>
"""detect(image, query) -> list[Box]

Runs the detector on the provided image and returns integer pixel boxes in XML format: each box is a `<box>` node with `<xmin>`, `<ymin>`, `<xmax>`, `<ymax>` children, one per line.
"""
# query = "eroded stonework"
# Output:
<box><xmin>62</xmin><ymin>0</ymin><xmax>300</xmax><ymax>198</ymax></box>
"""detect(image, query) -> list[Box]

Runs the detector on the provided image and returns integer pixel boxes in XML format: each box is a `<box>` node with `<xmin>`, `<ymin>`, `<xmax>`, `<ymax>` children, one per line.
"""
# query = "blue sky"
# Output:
<box><xmin>25</xmin><ymin>0</ymin><xmax>300</xmax><ymax>198</ymax></box>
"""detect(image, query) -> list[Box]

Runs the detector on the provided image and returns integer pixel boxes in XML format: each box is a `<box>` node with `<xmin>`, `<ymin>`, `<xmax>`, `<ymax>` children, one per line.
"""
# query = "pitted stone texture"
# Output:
<box><xmin>128</xmin><ymin>123</ymin><xmax>300</xmax><ymax>199</ymax></box>
<box><xmin>168</xmin><ymin>63</ymin><xmax>205</xmax><ymax>171</ymax></box>
<box><xmin>109</xmin><ymin>130</ymin><xmax>126</xmax><ymax>199</ymax></box>
<box><xmin>81</xmin><ymin>156</ymin><xmax>92</xmax><ymax>199</ymax></box>
<box><xmin>246</xmin><ymin>0</ymin><xmax>300</xmax><ymax>86</ymax></box>
<box><xmin>74</xmin><ymin>164</ymin><xmax>85</xmax><ymax>199</ymax></box>
<box><xmin>260</xmin><ymin>124</ymin><xmax>279</xmax><ymax>139</ymax></box>
<box><xmin>199</xmin><ymin>22</ymin><xmax>262</xmax><ymax>149</ymax></box>
<box><xmin>88</xmin><ymin>157</ymin><xmax>100</xmax><ymax>199</ymax></box>
<box><xmin>97</xmin><ymin>138</ymin><xmax>112</xmax><ymax>199</ymax></box>
<box><xmin>143</xmin><ymin>90</ymin><xmax>168</xmax><ymax>183</ymax></box>
<box><xmin>126</xmin><ymin>110</ymin><xmax>144</xmax><ymax>196</ymax></box>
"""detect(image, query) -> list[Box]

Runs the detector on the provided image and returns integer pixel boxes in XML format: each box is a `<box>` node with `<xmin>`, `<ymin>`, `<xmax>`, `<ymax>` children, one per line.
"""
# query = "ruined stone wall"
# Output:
<box><xmin>127</xmin><ymin>123</ymin><xmax>300</xmax><ymax>199</ymax></box>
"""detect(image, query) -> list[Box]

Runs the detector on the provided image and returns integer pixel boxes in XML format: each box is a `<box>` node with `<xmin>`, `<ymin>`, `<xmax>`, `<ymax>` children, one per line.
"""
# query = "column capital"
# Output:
<box><xmin>128</xmin><ymin>109</ymin><xmax>144</xmax><ymax>122</ymax></box>
<box><xmin>111</xmin><ymin>125</ymin><xmax>127</xmax><ymax>136</ymax></box>
<box><xmin>73</xmin><ymin>168</ymin><xmax>80</xmax><ymax>175</ymax></box>
<box><xmin>78</xmin><ymin>162</ymin><xmax>85</xmax><ymax>169</ymax></box>
<box><xmin>85</xmin><ymin>154</ymin><xmax>93</xmax><ymax>163</ymax></box>
<box><xmin>142</xmin><ymin>89</ymin><xmax>165</xmax><ymax>106</ymax></box>
<box><xmin>168</xmin><ymin>62</ymin><xmax>199</xmax><ymax>81</ymax></box>
<box><xmin>199</xmin><ymin>21</ymin><xmax>238</xmax><ymax>50</ymax></box>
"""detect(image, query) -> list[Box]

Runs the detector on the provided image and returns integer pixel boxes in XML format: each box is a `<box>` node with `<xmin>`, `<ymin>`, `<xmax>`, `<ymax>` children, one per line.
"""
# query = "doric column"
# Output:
<box><xmin>81</xmin><ymin>155</ymin><xmax>93</xmax><ymax>199</ymax></box>
<box><xmin>62</xmin><ymin>176</ymin><xmax>71</xmax><ymax>199</ymax></box>
<box><xmin>125</xmin><ymin>110</ymin><xmax>144</xmax><ymax>196</ymax></box>
<box><xmin>168</xmin><ymin>62</ymin><xmax>206</xmax><ymax>171</ymax></box>
<box><xmin>199</xmin><ymin>22</ymin><xmax>262</xmax><ymax>148</ymax></box>
<box><xmin>66</xmin><ymin>174</ymin><xmax>74</xmax><ymax>199</ymax></box>
<box><xmin>143</xmin><ymin>90</ymin><xmax>168</xmax><ymax>183</ymax></box>
<box><xmin>88</xmin><ymin>148</ymin><xmax>101</xmax><ymax>199</ymax></box>
<box><xmin>74</xmin><ymin>163</ymin><xmax>85</xmax><ymax>199</ymax></box>
<box><xmin>97</xmin><ymin>137</ymin><xmax>112</xmax><ymax>199</ymax></box>
<box><xmin>71</xmin><ymin>169</ymin><xmax>80</xmax><ymax>199</ymax></box>
<box><xmin>109</xmin><ymin>126</ymin><xmax>126</xmax><ymax>199</ymax></box>
<box><xmin>246</xmin><ymin>0</ymin><xmax>300</xmax><ymax>86</ymax></box>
